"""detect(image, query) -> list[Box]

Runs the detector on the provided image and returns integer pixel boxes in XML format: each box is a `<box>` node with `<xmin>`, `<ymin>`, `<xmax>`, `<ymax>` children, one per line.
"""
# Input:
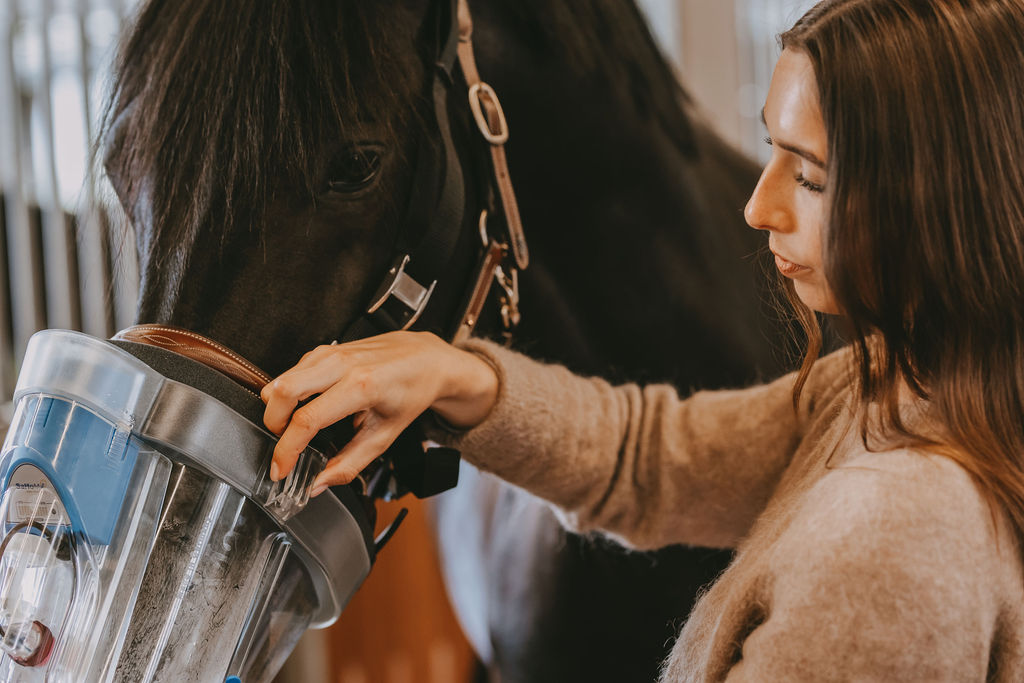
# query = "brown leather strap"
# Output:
<box><xmin>112</xmin><ymin>324</ymin><xmax>271</xmax><ymax>394</ymax></box>
<box><xmin>456</xmin><ymin>0</ymin><xmax>529</xmax><ymax>270</ymax></box>
<box><xmin>454</xmin><ymin>239</ymin><xmax>506</xmax><ymax>345</ymax></box>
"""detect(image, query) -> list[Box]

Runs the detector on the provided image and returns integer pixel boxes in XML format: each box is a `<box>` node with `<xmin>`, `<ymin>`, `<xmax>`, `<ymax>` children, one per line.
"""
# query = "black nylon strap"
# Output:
<box><xmin>332</xmin><ymin>0</ymin><xmax>473</xmax><ymax>500</ymax></box>
<box><xmin>343</xmin><ymin>0</ymin><xmax>464</xmax><ymax>341</ymax></box>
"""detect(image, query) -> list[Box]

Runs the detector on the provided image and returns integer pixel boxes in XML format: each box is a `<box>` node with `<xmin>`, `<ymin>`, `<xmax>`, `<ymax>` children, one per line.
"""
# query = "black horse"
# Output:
<box><xmin>102</xmin><ymin>1</ymin><xmax>795</xmax><ymax>681</ymax></box>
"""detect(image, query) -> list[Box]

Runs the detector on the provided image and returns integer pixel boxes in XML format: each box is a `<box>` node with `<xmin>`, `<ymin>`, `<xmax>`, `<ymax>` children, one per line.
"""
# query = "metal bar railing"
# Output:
<box><xmin>2</xmin><ymin>2</ymin><xmax>48</xmax><ymax>377</ymax></box>
<box><xmin>0</xmin><ymin>0</ymin><xmax>138</xmax><ymax>401</ymax></box>
<box><xmin>0</xmin><ymin>192</ymin><xmax>12</xmax><ymax>397</ymax></box>
<box><xmin>38</xmin><ymin>0</ymin><xmax>83</xmax><ymax>332</ymax></box>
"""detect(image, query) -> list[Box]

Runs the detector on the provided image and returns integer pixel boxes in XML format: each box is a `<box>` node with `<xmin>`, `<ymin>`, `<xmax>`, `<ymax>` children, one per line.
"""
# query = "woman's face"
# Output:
<box><xmin>745</xmin><ymin>48</ymin><xmax>838</xmax><ymax>314</ymax></box>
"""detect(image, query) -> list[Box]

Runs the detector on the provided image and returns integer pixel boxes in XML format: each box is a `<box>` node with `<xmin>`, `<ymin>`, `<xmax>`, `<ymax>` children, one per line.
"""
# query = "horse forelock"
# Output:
<box><xmin>101</xmin><ymin>0</ymin><xmax>427</xmax><ymax>269</ymax></box>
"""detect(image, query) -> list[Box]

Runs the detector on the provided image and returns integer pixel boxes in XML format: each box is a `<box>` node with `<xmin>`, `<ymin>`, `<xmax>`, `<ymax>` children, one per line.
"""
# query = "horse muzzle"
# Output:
<box><xmin>0</xmin><ymin>328</ymin><xmax>374</xmax><ymax>682</ymax></box>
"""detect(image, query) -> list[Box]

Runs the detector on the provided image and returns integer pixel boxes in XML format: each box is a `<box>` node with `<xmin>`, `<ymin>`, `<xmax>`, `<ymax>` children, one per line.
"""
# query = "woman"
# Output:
<box><xmin>263</xmin><ymin>0</ymin><xmax>1024</xmax><ymax>679</ymax></box>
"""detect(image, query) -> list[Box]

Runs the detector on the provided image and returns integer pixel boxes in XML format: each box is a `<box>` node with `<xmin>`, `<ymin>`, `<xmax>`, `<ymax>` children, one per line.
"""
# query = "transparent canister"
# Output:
<box><xmin>0</xmin><ymin>330</ymin><xmax>374</xmax><ymax>682</ymax></box>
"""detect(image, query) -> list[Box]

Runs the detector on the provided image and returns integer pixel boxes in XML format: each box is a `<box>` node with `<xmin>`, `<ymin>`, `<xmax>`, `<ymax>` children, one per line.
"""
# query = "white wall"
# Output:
<box><xmin>636</xmin><ymin>0</ymin><xmax>818</xmax><ymax>159</ymax></box>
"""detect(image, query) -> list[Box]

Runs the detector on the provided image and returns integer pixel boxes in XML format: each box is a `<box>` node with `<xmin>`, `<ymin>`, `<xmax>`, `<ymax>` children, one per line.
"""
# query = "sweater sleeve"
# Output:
<box><xmin>717</xmin><ymin>451</ymin><xmax>1004</xmax><ymax>682</ymax></box>
<box><xmin>428</xmin><ymin>340</ymin><xmax>851</xmax><ymax>549</ymax></box>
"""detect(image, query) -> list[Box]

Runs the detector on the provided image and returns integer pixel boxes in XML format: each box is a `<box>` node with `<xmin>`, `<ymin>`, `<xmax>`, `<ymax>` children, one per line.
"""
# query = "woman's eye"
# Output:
<box><xmin>795</xmin><ymin>173</ymin><xmax>825</xmax><ymax>193</ymax></box>
<box><xmin>326</xmin><ymin>147</ymin><xmax>383</xmax><ymax>194</ymax></box>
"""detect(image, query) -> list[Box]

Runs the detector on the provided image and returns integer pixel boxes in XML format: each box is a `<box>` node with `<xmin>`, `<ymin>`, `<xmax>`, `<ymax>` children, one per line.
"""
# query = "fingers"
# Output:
<box><xmin>262</xmin><ymin>342</ymin><xmax>358</xmax><ymax>434</ymax></box>
<box><xmin>310</xmin><ymin>419</ymin><xmax>406</xmax><ymax>494</ymax></box>
<box><xmin>270</xmin><ymin>381</ymin><xmax>371</xmax><ymax>480</ymax></box>
<box><xmin>262</xmin><ymin>365</ymin><xmax>340</xmax><ymax>435</ymax></box>
<box><xmin>261</xmin><ymin>332</ymin><xmax>449</xmax><ymax>487</ymax></box>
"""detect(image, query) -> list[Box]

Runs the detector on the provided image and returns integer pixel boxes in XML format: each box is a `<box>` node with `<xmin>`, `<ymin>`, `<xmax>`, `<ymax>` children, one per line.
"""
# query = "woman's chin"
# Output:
<box><xmin>793</xmin><ymin>280</ymin><xmax>840</xmax><ymax>315</ymax></box>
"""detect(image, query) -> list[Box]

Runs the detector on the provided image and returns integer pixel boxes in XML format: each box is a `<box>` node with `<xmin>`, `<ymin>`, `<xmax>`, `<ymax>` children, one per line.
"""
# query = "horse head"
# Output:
<box><xmin>103</xmin><ymin>0</ymin><xmax>490</xmax><ymax>377</ymax></box>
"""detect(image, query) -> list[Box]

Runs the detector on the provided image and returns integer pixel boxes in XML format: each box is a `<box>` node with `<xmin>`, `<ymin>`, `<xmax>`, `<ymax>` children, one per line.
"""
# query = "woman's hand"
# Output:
<box><xmin>261</xmin><ymin>331</ymin><xmax>498</xmax><ymax>495</ymax></box>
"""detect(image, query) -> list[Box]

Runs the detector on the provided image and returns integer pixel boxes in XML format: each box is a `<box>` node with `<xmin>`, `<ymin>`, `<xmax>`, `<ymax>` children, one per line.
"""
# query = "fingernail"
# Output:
<box><xmin>309</xmin><ymin>484</ymin><xmax>327</xmax><ymax>498</ymax></box>
<box><xmin>270</xmin><ymin>461</ymin><xmax>281</xmax><ymax>482</ymax></box>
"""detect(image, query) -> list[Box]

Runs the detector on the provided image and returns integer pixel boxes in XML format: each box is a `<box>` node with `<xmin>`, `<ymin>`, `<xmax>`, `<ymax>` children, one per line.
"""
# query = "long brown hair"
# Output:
<box><xmin>782</xmin><ymin>0</ymin><xmax>1024</xmax><ymax>544</ymax></box>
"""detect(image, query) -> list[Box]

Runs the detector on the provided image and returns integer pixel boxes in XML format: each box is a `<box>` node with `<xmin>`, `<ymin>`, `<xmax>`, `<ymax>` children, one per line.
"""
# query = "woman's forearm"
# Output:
<box><xmin>430</xmin><ymin>340</ymin><xmax>851</xmax><ymax>550</ymax></box>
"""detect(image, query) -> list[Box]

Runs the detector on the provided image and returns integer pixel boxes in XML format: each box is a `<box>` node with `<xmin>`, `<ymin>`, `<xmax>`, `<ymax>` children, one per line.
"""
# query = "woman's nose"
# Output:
<box><xmin>744</xmin><ymin>167</ymin><xmax>790</xmax><ymax>233</ymax></box>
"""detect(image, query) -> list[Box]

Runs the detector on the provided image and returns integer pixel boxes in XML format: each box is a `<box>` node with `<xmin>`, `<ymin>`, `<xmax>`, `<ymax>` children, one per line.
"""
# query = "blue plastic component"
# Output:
<box><xmin>225</xmin><ymin>677</ymin><xmax>242</xmax><ymax>683</ymax></box>
<box><xmin>0</xmin><ymin>395</ymin><xmax>139</xmax><ymax>545</ymax></box>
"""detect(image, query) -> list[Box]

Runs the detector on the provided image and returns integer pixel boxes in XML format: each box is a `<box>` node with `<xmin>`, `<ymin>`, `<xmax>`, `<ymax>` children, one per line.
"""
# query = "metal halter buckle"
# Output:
<box><xmin>468</xmin><ymin>82</ymin><xmax>509</xmax><ymax>145</ymax></box>
<box><xmin>367</xmin><ymin>255</ymin><xmax>437</xmax><ymax>330</ymax></box>
<box><xmin>475</xmin><ymin>210</ymin><xmax>521</xmax><ymax>333</ymax></box>
<box><xmin>494</xmin><ymin>264</ymin><xmax>520</xmax><ymax>331</ymax></box>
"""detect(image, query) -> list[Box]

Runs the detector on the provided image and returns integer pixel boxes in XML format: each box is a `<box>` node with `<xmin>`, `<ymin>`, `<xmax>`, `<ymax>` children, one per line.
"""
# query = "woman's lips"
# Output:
<box><xmin>773</xmin><ymin>252</ymin><xmax>810</xmax><ymax>277</ymax></box>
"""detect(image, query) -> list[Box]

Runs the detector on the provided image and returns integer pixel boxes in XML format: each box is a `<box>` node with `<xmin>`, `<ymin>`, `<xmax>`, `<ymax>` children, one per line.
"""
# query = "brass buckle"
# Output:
<box><xmin>494</xmin><ymin>264</ymin><xmax>520</xmax><ymax>331</ymax></box>
<box><xmin>367</xmin><ymin>255</ymin><xmax>437</xmax><ymax>330</ymax></box>
<box><xmin>476</xmin><ymin>210</ymin><xmax>520</xmax><ymax>332</ymax></box>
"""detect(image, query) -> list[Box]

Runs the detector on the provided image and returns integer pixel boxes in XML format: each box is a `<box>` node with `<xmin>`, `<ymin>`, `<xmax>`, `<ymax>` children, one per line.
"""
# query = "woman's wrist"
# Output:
<box><xmin>431</xmin><ymin>346</ymin><xmax>499</xmax><ymax>429</ymax></box>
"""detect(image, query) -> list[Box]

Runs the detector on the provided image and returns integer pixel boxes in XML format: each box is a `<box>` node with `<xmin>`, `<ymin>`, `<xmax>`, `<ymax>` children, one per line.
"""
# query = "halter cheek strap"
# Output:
<box><xmin>456</xmin><ymin>0</ymin><xmax>528</xmax><ymax>271</ymax></box>
<box><xmin>346</xmin><ymin>0</ymin><xmax>528</xmax><ymax>345</ymax></box>
<box><xmin>331</xmin><ymin>0</ymin><xmax>530</xmax><ymax>501</ymax></box>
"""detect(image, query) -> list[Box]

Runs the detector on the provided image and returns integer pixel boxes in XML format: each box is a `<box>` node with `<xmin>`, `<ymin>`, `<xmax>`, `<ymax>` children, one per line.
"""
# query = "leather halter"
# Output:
<box><xmin>456</xmin><ymin>0</ymin><xmax>528</xmax><ymax>271</ymax></box>
<box><xmin>112</xmin><ymin>324</ymin><xmax>271</xmax><ymax>394</ymax></box>
<box><xmin>345</xmin><ymin>0</ymin><xmax>528</xmax><ymax>345</ymax></box>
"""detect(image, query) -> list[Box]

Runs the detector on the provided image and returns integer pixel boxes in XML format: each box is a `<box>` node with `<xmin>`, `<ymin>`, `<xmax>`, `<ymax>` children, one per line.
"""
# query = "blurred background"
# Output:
<box><xmin>0</xmin><ymin>0</ymin><xmax>815</xmax><ymax>681</ymax></box>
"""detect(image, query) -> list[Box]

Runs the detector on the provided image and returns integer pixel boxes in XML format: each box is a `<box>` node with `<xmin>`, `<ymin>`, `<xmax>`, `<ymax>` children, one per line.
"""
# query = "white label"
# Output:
<box><xmin>7</xmin><ymin>465</ymin><xmax>70</xmax><ymax>527</ymax></box>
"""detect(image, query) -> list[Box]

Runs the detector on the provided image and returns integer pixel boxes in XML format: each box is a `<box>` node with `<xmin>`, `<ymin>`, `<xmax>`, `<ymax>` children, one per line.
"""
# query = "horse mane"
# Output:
<box><xmin>101</xmin><ymin>0</ymin><xmax>422</xmax><ymax>269</ymax></box>
<box><xmin>101</xmin><ymin>0</ymin><xmax>696</xmax><ymax>270</ymax></box>
<box><xmin>501</xmin><ymin>0</ymin><xmax>697</xmax><ymax>156</ymax></box>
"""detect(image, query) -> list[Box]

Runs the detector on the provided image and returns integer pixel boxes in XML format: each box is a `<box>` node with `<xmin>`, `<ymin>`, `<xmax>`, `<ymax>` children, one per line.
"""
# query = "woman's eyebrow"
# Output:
<box><xmin>761</xmin><ymin>107</ymin><xmax>828</xmax><ymax>169</ymax></box>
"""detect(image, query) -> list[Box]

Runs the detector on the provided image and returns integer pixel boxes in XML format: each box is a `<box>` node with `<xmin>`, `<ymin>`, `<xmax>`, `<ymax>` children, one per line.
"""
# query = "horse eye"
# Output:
<box><xmin>326</xmin><ymin>146</ymin><xmax>383</xmax><ymax>194</ymax></box>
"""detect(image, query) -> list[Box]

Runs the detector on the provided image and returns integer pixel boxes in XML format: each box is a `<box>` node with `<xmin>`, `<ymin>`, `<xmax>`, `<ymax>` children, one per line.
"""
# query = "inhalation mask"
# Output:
<box><xmin>0</xmin><ymin>328</ymin><xmax>380</xmax><ymax>682</ymax></box>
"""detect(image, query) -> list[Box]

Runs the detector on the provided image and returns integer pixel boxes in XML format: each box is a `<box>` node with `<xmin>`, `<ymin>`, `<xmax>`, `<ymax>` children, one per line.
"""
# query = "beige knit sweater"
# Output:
<box><xmin>433</xmin><ymin>341</ymin><xmax>1024</xmax><ymax>681</ymax></box>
